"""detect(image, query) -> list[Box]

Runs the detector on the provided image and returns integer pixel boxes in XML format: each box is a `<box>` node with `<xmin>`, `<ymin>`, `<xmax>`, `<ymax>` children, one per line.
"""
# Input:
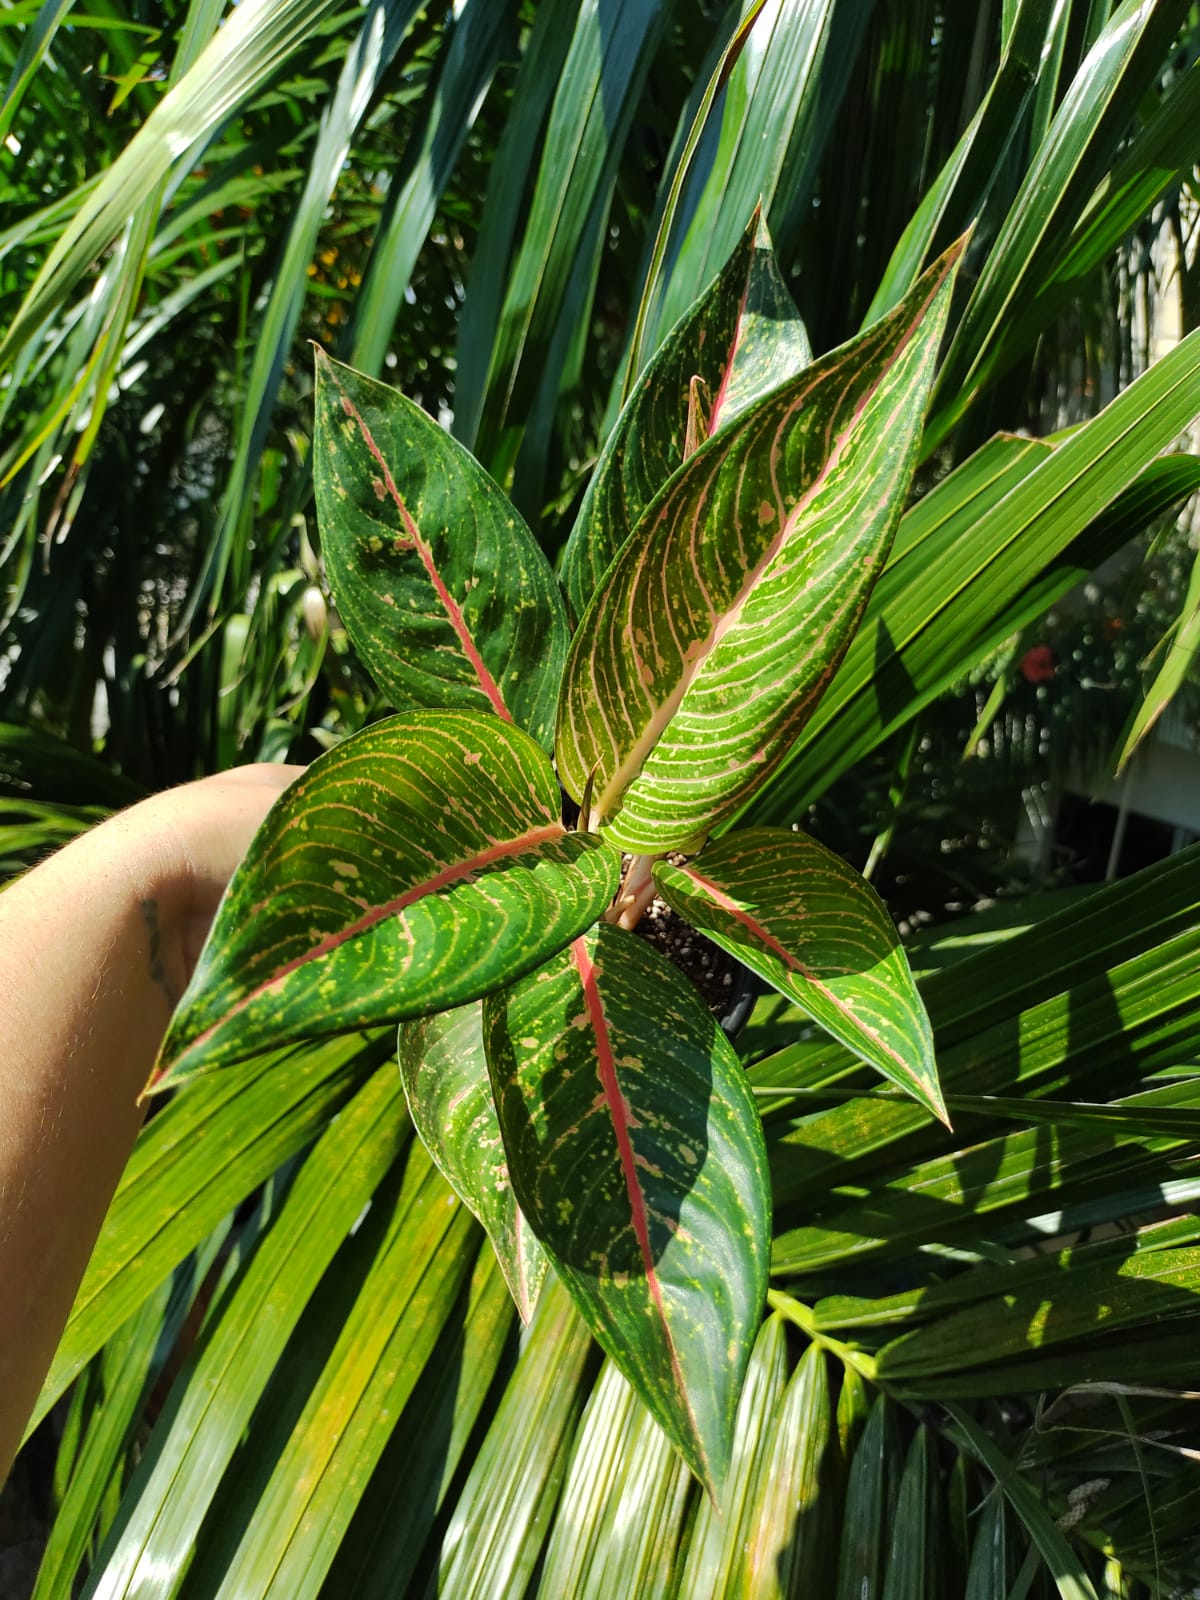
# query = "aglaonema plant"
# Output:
<box><xmin>152</xmin><ymin>220</ymin><xmax>960</xmax><ymax>1496</ymax></box>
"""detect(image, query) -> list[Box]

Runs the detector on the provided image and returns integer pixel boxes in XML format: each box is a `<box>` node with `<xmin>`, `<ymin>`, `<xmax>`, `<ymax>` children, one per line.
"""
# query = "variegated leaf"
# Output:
<box><xmin>400</xmin><ymin>1003</ymin><xmax>547</xmax><ymax>1323</ymax></box>
<box><xmin>556</xmin><ymin>241</ymin><xmax>964</xmax><ymax>853</ymax></box>
<box><xmin>559</xmin><ymin>212</ymin><xmax>810</xmax><ymax>621</ymax></box>
<box><xmin>313</xmin><ymin>349</ymin><xmax>568</xmax><ymax>749</ymax></box>
<box><xmin>482</xmin><ymin>921</ymin><xmax>771</xmax><ymax>1496</ymax></box>
<box><xmin>155</xmin><ymin>712</ymin><xmax>620</xmax><ymax>1089</ymax></box>
<box><xmin>654</xmin><ymin>829</ymin><xmax>944</xmax><ymax>1122</ymax></box>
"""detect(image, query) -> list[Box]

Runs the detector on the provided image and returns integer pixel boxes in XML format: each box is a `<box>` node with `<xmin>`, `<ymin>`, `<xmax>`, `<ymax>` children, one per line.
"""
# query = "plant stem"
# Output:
<box><xmin>767</xmin><ymin>1289</ymin><xmax>879</xmax><ymax>1381</ymax></box>
<box><xmin>606</xmin><ymin>852</ymin><xmax>658</xmax><ymax>930</ymax></box>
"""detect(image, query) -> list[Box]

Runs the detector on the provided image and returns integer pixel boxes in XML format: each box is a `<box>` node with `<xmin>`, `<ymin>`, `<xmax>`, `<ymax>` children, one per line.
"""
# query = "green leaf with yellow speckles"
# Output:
<box><xmin>559</xmin><ymin>212</ymin><xmax>811</xmax><ymax>622</ymax></box>
<box><xmin>400</xmin><ymin>1003</ymin><xmax>547</xmax><ymax>1323</ymax></box>
<box><xmin>154</xmin><ymin>711</ymin><xmax>620</xmax><ymax>1090</ymax></box>
<box><xmin>482</xmin><ymin>921</ymin><xmax>771</xmax><ymax>1497</ymax></box>
<box><xmin>313</xmin><ymin>349</ymin><xmax>568</xmax><ymax>750</ymax></box>
<box><xmin>555</xmin><ymin>240</ymin><xmax>964</xmax><ymax>854</ymax></box>
<box><xmin>654</xmin><ymin>829</ymin><xmax>945</xmax><ymax>1123</ymax></box>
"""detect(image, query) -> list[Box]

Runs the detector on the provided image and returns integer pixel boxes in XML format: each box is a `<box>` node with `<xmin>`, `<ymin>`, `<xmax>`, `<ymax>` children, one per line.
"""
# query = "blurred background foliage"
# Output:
<box><xmin>4</xmin><ymin>0</ymin><xmax>1200</xmax><ymax>1594</ymax></box>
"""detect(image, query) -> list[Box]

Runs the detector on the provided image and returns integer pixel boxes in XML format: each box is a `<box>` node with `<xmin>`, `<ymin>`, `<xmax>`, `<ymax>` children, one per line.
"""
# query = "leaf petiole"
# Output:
<box><xmin>608</xmin><ymin>852</ymin><xmax>659</xmax><ymax>930</ymax></box>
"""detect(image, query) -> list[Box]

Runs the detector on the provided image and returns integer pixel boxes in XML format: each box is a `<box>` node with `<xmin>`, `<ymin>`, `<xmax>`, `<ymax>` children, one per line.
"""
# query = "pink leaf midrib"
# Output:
<box><xmin>594</xmin><ymin>372</ymin><xmax>875</xmax><ymax>817</ymax></box>
<box><xmin>596</xmin><ymin>250</ymin><xmax>957</xmax><ymax>823</ymax></box>
<box><xmin>569</xmin><ymin>934</ymin><xmax>706</xmax><ymax>1475</ymax></box>
<box><xmin>705</xmin><ymin>251</ymin><xmax>754</xmax><ymax>438</ymax></box>
<box><xmin>678</xmin><ymin>864</ymin><xmax>916</xmax><ymax>1080</ymax></box>
<box><xmin>156</xmin><ymin>821</ymin><xmax>565</xmax><ymax>1082</ymax></box>
<box><xmin>332</xmin><ymin>369</ymin><xmax>512</xmax><ymax>722</ymax></box>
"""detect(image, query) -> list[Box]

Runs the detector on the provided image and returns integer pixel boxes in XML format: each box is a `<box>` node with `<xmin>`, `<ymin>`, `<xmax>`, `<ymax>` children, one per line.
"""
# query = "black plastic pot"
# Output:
<box><xmin>719</xmin><ymin>964</ymin><xmax>760</xmax><ymax>1038</ymax></box>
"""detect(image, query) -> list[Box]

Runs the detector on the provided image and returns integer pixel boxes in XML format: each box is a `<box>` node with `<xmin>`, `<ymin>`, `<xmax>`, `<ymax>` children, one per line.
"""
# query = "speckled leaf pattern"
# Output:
<box><xmin>654</xmin><ymin>829</ymin><xmax>945</xmax><ymax>1122</ymax></box>
<box><xmin>313</xmin><ymin>349</ymin><xmax>567</xmax><ymax>748</ymax></box>
<box><xmin>154</xmin><ymin>711</ymin><xmax>620</xmax><ymax>1089</ymax></box>
<box><xmin>482</xmin><ymin>921</ymin><xmax>771</xmax><ymax>1496</ymax></box>
<box><xmin>400</xmin><ymin>1003</ymin><xmax>547</xmax><ymax>1323</ymax></box>
<box><xmin>559</xmin><ymin>214</ymin><xmax>810</xmax><ymax>621</ymax></box>
<box><xmin>556</xmin><ymin>241</ymin><xmax>964</xmax><ymax>853</ymax></box>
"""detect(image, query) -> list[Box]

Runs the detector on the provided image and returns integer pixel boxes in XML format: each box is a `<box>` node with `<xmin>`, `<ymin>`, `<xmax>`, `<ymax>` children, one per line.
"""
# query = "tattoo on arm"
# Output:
<box><xmin>139</xmin><ymin>899</ymin><xmax>178</xmax><ymax>1008</ymax></box>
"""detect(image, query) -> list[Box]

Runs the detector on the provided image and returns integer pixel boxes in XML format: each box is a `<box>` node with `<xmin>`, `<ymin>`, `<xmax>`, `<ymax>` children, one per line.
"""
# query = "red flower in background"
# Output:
<box><xmin>1020</xmin><ymin>644</ymin><xmax>1056</xmax><ymax>683</ymax></box>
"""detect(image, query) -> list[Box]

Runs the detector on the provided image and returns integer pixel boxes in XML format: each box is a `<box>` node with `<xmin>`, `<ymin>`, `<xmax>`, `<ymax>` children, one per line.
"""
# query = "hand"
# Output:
<box><xmin>120</xmin><ymin>765</ymin><xmax>305</xmax><ymax>999</ymax></box>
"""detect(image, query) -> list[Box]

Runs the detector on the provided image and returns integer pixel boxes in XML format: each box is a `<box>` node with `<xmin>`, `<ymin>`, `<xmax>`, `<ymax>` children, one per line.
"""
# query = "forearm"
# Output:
<box><xmin>0</xmin><ymin>765</ymin><xmax>301</xmax><ymax>1479</ymax></box>
<box><xmin>0</xmin><ymin>810</ymin><xmax>181</xmax><ymax>1474</ymax></box>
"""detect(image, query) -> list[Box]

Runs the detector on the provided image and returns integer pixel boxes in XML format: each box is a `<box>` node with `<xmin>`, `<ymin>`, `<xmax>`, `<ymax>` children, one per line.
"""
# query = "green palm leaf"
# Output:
<box><xmin>928</xmin><ymin>0</ymin><xmax>1194</xmax><ymax>448</ymax></box>
<box><xmin>0</xmin><ymin>0</ymin><xmax>347</xmax><ymax>362</ymax></box>
<box><xmin>199</xmin><ymin>1146</ymin><xmax>475</xmax><ymax>1600</ymax></box>
<box><xmin>462</xmin><ymin>0</ymin><xmax>670</xmax><ymax>481</ymax></box>
<box><xmin>31</xmin><ymin>1033</ymin><xmax>381</xmax><ymax>1433</ymax></box>
<box><xmin>76</xmin><ymin>1064</ymin><xmax>409</xmax><ymax>1600</ymax></box>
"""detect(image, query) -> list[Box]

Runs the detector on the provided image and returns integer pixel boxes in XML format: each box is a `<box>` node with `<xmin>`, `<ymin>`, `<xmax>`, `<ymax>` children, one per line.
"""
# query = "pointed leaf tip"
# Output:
<box><xmin>655</xmin><ymin>829</ymin><xmax>946</xmax><ymax>1123</ymax></box>
<box><xmin>560</xmin><ymin>207</ymin><xmax>810</xmax><ymax>620</ymax></box>
<box><xmin>558</xmin><ymin>243</ymin><xmax>962</xmax><ymax>852</ymax></box>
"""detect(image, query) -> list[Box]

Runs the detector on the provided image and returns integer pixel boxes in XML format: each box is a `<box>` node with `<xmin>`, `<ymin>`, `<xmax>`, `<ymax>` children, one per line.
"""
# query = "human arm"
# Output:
<box><xmin>0</xmin><ymin>766</ymin><xmax>302</xmax><ymax>1478</ymax></box>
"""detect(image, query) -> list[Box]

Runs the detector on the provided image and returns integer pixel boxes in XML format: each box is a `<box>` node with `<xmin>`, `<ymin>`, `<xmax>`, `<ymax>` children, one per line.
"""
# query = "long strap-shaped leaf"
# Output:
<box><xmin>434</xmin><ymin>1275</ymin><xmax>595</xmax><ymax>1598</ymax></box>
<box><xmin>400</xmin><ymin>1003</ymin><xmax>547</xmax><ymax>1323</ymax></box>
<box><xmin>0</xmin><ymin>0</ymin><xmax>79</xmax><ymax>146</ymax></box>
<box><xmin>449</xmin><ymin>0</ymin><xmax>578</xmax><ymax>453</ymax></box>
<box><xmin>556</xmin><ymin>241</ymin><xmax>963</xmax><ymax>852</ymax></box>
<box><xmin>191</xmin><ymin>0</ymin><xmax>422</xmax><ymax>627</ymax></box>
<box><xmin>876</xmin><ymin>1240</ymin><xmax>1200</xmax><ymax>1384</ymax></box>
<box><xmin>535</xmin><ymin>1357</ymin><xmax>691</xmax><ymax>1599</ymax></box>
<box><xmin>927</xmin><ymin>0</ymin><xmax>1192</xmax><ymax>449</ymax></box>
<box><xmin>483</xmin><ymin>922</ymin><xmax>770</xmax><ymax>1496</ymax></box>
<box><xmin>940</xmin><ymin>1407</ymin><xmax>1100</xmax><ymax>1600</ymax></box>
<box><xmin>155</xmin><ymin>712</ymin><xmax>619</xmax><ymax>1088</ymax></box>
<box><xmin>208</xmin><ymin>1150</ymin><xmax>476</xmax><ymax>1600</ymax></box>
<box><xmin>462</xmin><ymin>0</ymin><xmax>670</xmax><ymax>479</ymax></box>
<box><xmin>863</xmin><ymin>0</ymin><xmax>1051</xmax><ymax>322</ymax></box>
<box><xmin>313</xmin><ymin>351</ymin><xmax>568</xmax><ymax>748</ymax></box>
<box><xmin>560</xmin><ymin>212</ymin><xmax>811</xmax><ymax>621</ymax></box>
<box><xmin>636</xmin><ymin>0</ymin><xmax>840</xmax><ymax>361</ymax></box>
<box><xmin>0</xmin><ymin>0</ymin><xmax>345</xmax><ymax>363</ymax></box>
<box><xmin>348</xmin><ymin>0</ymin><xmax>509</xmax><ymax>378</ymax></box>
<box><xmin>1115</xmin><ymin>536</ymin><xmax>1200</xmax><ymax>773</ymax></box>
<box><xmin>31</xmin><ymin>1035</ymin><xmax>381</xmax><ymax>1433</ymax></box>
<box><xmin>654</xmin><ymin>829</ymin><xmax>945</xmax><ymax>1122</ymax></box>
<box><xmin>618</xmin><ymin>0</ymin><xmax>771</xmax><ymax>404</ymax></box>
<box><xmin>77</xmin><ymin>1063</ymin><xmax>409</xmax><ymax>1600</ymax></box>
